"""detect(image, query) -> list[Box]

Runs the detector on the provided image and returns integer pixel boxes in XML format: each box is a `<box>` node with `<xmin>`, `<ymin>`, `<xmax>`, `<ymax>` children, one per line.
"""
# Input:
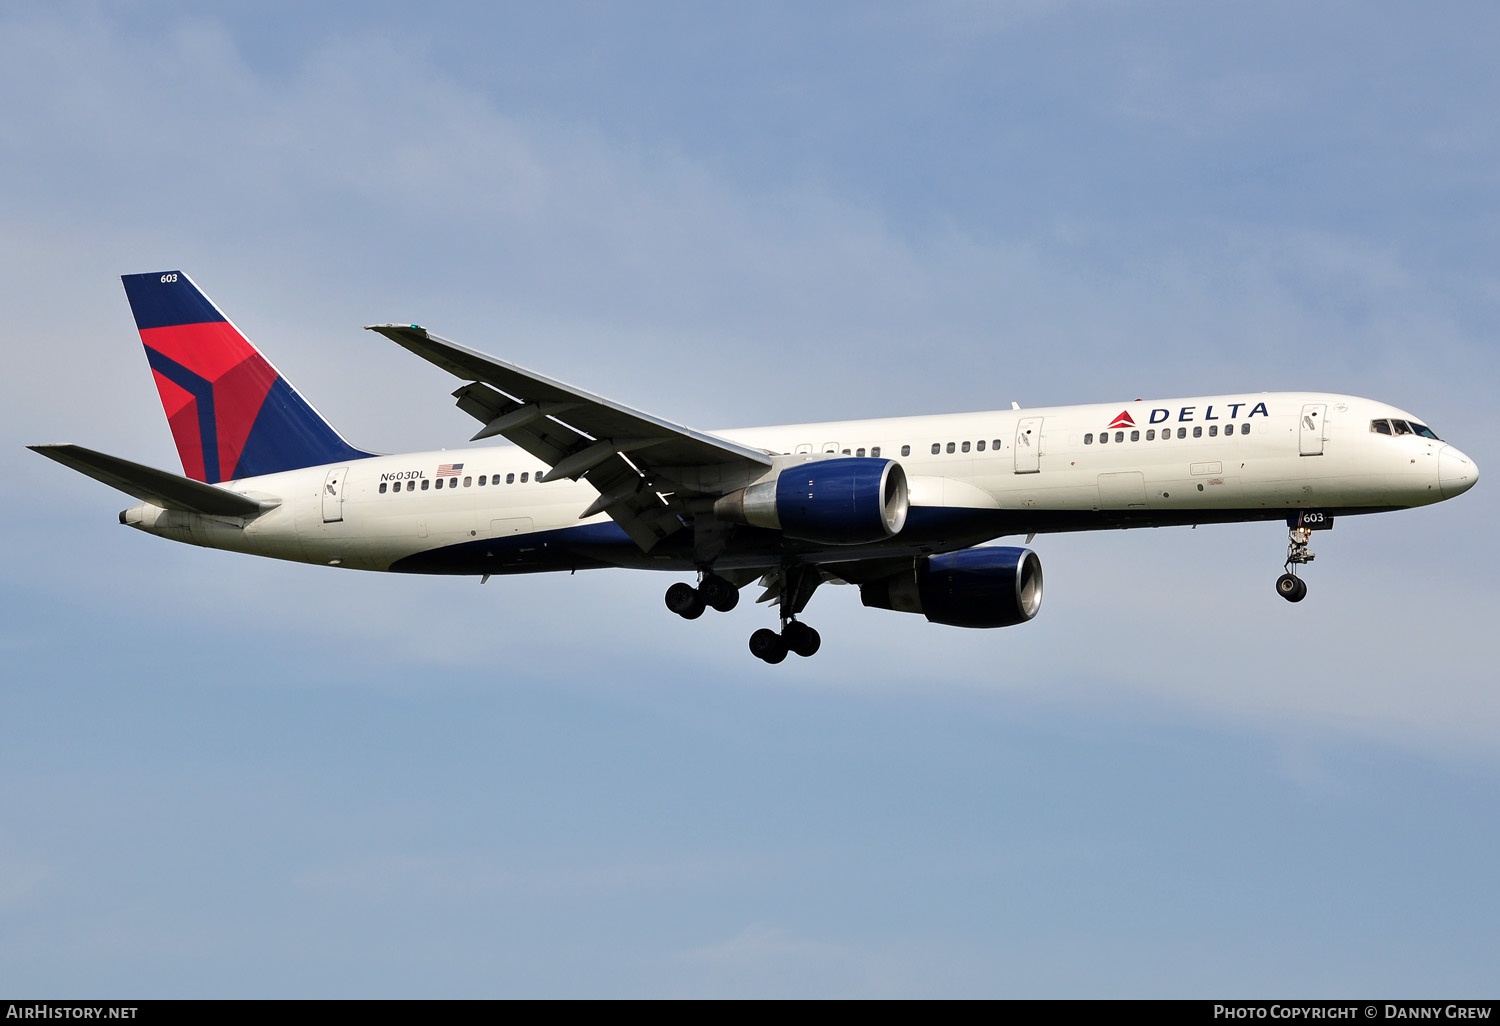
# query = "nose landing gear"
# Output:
<box><xmin>1276</xmin><ymin>525</ymin><xmax>1315</xmax><ymax>603</ymax></box>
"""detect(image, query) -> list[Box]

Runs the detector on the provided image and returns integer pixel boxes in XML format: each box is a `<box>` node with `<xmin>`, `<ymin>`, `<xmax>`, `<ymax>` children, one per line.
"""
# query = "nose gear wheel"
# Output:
<box><xmin>1276</xmin><ymin>525</ymin><xmax>1315</xmax><ymax>603</ymax></box>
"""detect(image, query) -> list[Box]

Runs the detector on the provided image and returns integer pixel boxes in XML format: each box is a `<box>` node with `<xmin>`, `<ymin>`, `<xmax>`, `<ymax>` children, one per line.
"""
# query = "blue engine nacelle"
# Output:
<box><xmin>859</xmin><ymin>546</ymin><xmax>1043</xmax><ymax>628</ymax></box>
<box><xmin>714</xmin><ymin>457</ymin><xmax>909</xmax><ymax>545</ymax></box>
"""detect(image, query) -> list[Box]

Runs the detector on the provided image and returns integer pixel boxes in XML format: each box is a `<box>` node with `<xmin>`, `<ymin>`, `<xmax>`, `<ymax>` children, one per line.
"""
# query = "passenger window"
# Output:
<box><xmin>1115</xmin><ymin>431</ymin><xmax>1124</xmax><ymax>443</ymax></box>
<box><xmin>1193</xmin><ymin>426</ymin><xmax>1203</xmax><ymax>438</ymax></box>
<box><xmin>855</xmin><ymin>448</ymin><xmax>865</xmax><ymax>457</ymax></box>
<box><xmin>506</xmin><ymin>473</ymin><xmax>515</xmax><ymax>484</ymax></box>
<box><xmin>1130</xmin><ymin>430</ymin><xmax>1139</xmax><ymax>441</ymax></box>
<box><xmin>1099</xmin><ymin>432</ymin><xmax>1108</xmax><ymax>445</ymax></box>
<box><xmin>1177</xmin><ymin>427</ymin><xmax>1186</xmax><ymax>439</ymax></box>
<box><xmin>406</xmin><ymin>480</ymin><xmax>415</xmax><ymax>491</ymax></box>
<box><xmin>871</xmin><ymin>446</ymin><xmax>881</xmax><ymax>457</ymax></box>
<box><xmin>1241</xmin><ymin>423</ymin><xmax>1250</xmax><ymax>435</ymax></box>
<box><xmin>464</xmin><ymin>476</ymin><xmax>472</xmax><ymax>487</ymax></box>
<box><xmin>1146</xmin><ymin>429</ymin><xmax>1155</xmax><ymax>441</ymax></box>
<box><xmin>1084</xmin><ymin>433</ymin><xmax>1094</xmax><ymax>445</ymax></box>
<box><xmin>479</xmin><ymin>475</ymin><xmax>487</xmax><ymax>485</ymax></box>
<box><xmin>976</xmin><ymin>440</ymin><xmax>985</xmax><ymax>452</ymax></box>
<box><xmin>379</xmin><ymin>482</ymin><xmax>388</xmax><ymax>494</ymax></box>
<box><xmin>961</xmin><ymin>441</ymin><xmax>970</xmax><ymax>453</ymax></box>
<box><xmin>946</xmin><ymin>442</ymin><xmax>955</xmax><ymax>454</ymax></box>
<box><xmin>1392</xmin><ymin>420</ymin><xmax>1412</xmax><ymax>435</ymax></box>
<box><xmin>1209</xmin><ymin>425</ymin><xmax>1218</xmax><ymax>437</ymax></box>
<box><xmin>931</xmin><ymin>443</ymin><xmax>941</xmax><ymax>455</ymax></box>
<box><xmin>900</xmin><ymin>445</ymin><xmax>910</xmax><ymax>456</ymax></box>
<box><xmin>992</xmin><ymin>439</ymin><xmax>1002</xmax><ymax>450</ymax></box>
<box><xmin>421</xmin><ymin>479</ymin><xmax>430</xmax><ymax>490</ymax></box>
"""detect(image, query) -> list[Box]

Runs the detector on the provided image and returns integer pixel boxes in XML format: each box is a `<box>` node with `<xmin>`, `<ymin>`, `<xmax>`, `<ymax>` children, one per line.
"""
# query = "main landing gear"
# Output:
<box><xmin>664</xmin><ymin>572</ymin><xmax>740</xmax><ymax>619</ymax></box>
<box><xmin>1275</xmin><ymin>524</ymin><xmax>1315</xmax><ymax>603</ymax></box>
<box><xmin>748</xmin><ymin>620</ymin><xmax>822</xmax><ymax>664</ymax></box>
<box><xmin>664</xmin><ymin>564</ymin><xmax>825</xmax><ymax>663</ymax></box>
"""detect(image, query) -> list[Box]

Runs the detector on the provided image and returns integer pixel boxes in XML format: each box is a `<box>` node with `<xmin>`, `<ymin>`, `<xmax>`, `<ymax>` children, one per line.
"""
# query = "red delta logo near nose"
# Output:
<box><xmin>1107</xmin><ymin>410</ymin><xmax>1136</xmax><ymax>429</ymax></box>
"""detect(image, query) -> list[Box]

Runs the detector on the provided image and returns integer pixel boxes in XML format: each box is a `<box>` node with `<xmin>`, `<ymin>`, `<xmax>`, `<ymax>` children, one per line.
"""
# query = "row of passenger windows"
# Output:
<box><xmin>1371</xmin><ymin>418</ymin><xmax>1439</xmax><ymax>439</ymax></box>
<box><xmin>377</xmin><ymin>419</ymin><xmax>1278</xmax><ymax>493</ymax></box>
<box><xmin>1085</xmin><ymin>424</ymin><xmax>1252</xmax><ymax>445</ymax></box>
<box><xmin>932</xmin><ymin>440</ymin><xmax>1001</xmax><ymax>455</ymax></box>
<box><xmin>378</xmin><ymin>472</ymin><xmax>544</xmax><ymax>494</ymax></box>
<box><xmin>822</xmin><ymin>442</ymin><xmax>1004</xmax><ymax>458</ymax></box>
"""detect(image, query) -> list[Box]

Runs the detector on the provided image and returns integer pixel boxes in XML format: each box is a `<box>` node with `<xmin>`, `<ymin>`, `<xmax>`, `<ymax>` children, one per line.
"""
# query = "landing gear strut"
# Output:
<box><xmin>746</xmin><ymin>564</ymin><xmax>823</xmax><ymax>663</ymax></box>
<box><xmin>664</xmin><ymin>571</ymin><xmax>740</xmax><ymax>619</ymax></box>
<box><xmin>1276</xmin><ymin>525</ymin><xmax>1314</xmax><ymax>603</ymax></box>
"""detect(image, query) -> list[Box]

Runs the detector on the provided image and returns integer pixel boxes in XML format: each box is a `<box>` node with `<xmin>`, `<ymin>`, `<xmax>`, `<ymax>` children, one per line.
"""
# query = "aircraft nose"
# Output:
<box><xmin>1439</xmin><ymin>445</ymin><xmax>1479</xmax><ymax>499</ymax></box>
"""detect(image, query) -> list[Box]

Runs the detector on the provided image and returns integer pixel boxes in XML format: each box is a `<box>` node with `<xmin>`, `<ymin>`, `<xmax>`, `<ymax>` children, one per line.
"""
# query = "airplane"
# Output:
<box><xmin>31</xmin><ymin>271</ymin><xmax>1480</xmax><ymax>663</ymax></box>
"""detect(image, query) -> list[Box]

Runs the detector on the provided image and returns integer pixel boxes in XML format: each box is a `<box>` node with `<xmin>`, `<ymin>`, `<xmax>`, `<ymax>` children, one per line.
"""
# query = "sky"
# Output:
<box><xmin>2</xmin><ymin>0</ymin><xmax>1498</xmax><ymax>998</ymax></box>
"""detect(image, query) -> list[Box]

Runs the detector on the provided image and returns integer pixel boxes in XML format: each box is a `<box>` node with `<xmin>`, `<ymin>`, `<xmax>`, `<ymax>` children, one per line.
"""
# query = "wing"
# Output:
<box><xmin>366</xmin><ymin>324</ymin><xmax>774</xmax><ymax>551</ymax></box>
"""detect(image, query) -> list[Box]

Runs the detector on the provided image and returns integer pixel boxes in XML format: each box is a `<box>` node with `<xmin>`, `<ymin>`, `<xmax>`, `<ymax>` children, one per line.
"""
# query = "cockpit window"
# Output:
<box><xmin>1372</xmin><ymin>418</ymin><xmax>1440</xmax><ymax>440</ymax></box>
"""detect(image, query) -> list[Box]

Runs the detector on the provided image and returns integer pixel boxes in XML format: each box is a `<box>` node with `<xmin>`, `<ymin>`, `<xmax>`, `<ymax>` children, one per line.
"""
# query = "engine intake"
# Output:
<box><xmin>714</xmin><ymin>457</ymin><xmax>909</xmax><ymax>545</ymax></box>
<box><xmin>860</xmin><ymin>546</ymin><xmax>1043</xmax><ymax>628</ymax></box>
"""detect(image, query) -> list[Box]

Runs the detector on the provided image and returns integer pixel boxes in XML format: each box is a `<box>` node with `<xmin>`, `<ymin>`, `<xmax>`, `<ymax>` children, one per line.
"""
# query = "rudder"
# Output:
<box><xmin>122</xmin><ymin>271</ymin><xmax>373</xmax><ymax>483</ymax></box>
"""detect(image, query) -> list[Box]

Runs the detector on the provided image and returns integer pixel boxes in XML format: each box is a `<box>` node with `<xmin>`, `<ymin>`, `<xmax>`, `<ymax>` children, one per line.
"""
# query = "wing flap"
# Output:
<box><xmin>368</xmin><ymin>324</ymin><xmax>776</xmax><ymax>552</ymax></box>
<box><xmin>29</xmin><ymin>443</ymin><xmax>271</xmax><ymax>517</ymax></box>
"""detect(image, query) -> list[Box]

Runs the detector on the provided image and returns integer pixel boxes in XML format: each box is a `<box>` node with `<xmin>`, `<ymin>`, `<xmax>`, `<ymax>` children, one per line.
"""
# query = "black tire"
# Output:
<box><xmin>749</xmin><ymin>628</ymin><xmax>788</xmax><ymax>664</ymax></box>
<box><xmin>783</xmin><ymin>621</ymin><xmax>821</xmax><ymax>658</ymax></box>
<box><xmin>1291</xmin><ymin>577</ymin><xmax>1308</xmax><ymax>603</ymax></box>
<box><xmin>703</xmin><ymin>575</ymin><xmax>740</xmax><ymax>613</ymax></box>
<box><xmin>666</xmin><ymin>582</ymin><xmax>706</xmax><ymax>619</ymax></box>
<box><xmin>1276</xmin><ymin>573</ymin><xmax>1303</xmax><ymax>603</ymax></box>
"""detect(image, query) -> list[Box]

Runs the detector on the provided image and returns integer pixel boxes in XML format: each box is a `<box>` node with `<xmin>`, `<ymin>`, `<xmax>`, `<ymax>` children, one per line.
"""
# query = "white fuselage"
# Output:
<box><xmin>120</xmin><ymin>391</ymin><xmax>1476</xmax><ymax>574</ymax></box>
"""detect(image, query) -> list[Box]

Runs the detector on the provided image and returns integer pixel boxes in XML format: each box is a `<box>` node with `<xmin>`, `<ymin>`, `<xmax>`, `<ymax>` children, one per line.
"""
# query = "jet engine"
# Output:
<box><xmin>714</xmin><ymin>457</ymin><xmax>909</xmax><ymax>545</ymax></box>
<box><xmin>859</xmin><ymin>546</ymin><xmax>1043</xmax><ymax>628</ymax></box>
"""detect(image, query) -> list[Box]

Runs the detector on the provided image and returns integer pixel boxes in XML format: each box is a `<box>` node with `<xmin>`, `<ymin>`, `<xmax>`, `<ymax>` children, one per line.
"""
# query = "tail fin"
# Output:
<box><xmin>121</xmin><ymin>271</ymin><xmax>373</xmax><ymax>483</ymax></box>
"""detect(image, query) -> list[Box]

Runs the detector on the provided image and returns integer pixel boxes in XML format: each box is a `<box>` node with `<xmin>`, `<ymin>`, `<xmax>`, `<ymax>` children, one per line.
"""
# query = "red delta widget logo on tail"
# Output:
<box><xmin>122</xmin><ymin>271</ymin><xmax>371</xmax><ymax>484</ymax></box>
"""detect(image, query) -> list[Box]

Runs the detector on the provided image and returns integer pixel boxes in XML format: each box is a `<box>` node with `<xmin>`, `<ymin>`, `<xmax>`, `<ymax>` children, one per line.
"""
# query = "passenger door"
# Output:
<box><xmin>1299</xmin><ymin>404</ymin><xmax>1327</xmax><ymax>456</ymax></box>
<box><xmin>1014</xmin><ymin>417</ymin><xmax>1044</xmax><ymax>474</ymax></box>
<box><xmin>321</xmin><ymin>467</ymin><xmax>348</xmax><ymax>523</ymax></box>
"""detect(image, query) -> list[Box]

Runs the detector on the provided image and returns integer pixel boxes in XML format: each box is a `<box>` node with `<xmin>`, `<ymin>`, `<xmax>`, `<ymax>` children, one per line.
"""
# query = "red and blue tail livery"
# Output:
<box><xmin>121</xmin><ymin>271</ymin><xmax>372</xmax><ymax>483</ymax></box>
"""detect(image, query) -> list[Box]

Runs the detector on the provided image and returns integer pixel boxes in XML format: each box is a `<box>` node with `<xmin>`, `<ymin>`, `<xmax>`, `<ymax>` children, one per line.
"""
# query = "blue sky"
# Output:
<box><xmin>2</xmin><ymin>1</ymin><xmax>1497</xmax><ymax>996</ymax></box>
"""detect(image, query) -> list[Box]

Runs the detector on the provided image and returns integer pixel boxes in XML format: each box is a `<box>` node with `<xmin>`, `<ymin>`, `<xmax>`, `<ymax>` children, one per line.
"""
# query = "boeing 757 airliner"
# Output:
<box><xmin>31</xmin><ymin>272</ymin><xmax>1479</xmax><ymax>662</ymax></box>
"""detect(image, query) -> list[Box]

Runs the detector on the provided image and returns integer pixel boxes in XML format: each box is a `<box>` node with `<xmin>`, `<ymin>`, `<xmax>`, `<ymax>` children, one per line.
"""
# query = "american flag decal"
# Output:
<box><xmin>437</xmin><ymin>463</ymin><xmax>464</xmax><ymax>477</ymax></box>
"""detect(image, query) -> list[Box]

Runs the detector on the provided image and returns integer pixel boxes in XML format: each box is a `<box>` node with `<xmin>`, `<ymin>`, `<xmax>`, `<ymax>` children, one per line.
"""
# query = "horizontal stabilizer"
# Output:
<box><xmin>28</xmin><ymin>444</ymin><xmax>271</xmax><ymax>517</ymax></box>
